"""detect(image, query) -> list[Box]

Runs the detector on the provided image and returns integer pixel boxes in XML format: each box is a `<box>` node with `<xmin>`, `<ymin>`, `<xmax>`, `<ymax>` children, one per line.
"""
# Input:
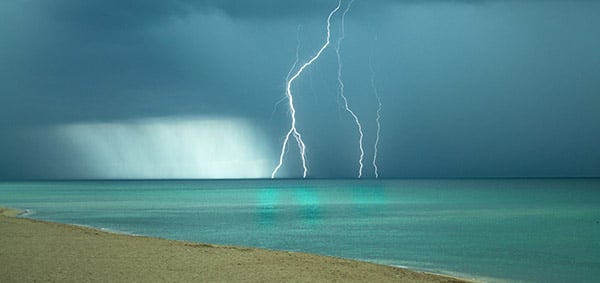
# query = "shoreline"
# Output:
<box><xmin>1</xmin><ymin>207</ymin><xmax>474</xmax><ymax>282</ymax></box>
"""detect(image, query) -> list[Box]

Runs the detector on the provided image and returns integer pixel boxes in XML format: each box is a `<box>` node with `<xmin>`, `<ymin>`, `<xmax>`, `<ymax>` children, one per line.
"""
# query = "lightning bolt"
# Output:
<box><xmin>335</xmin><ymin>0</ymin><xmax>365</xmax><ymax>178</ymax></box>
<box><xmin>270</xmin><ymin>25</ymin><xmax>302</xmax><ymax>122</ymax></box>
<box><xmin>369</xmin><ymin>55</ymin><xmax>382</xmax><ymax>179</ymax></box>
<box><xmin>287</xmin><ymin>25</ymin><xmax>303</xmax><ymax>82</ymax></box>
<box><xmin>272</xmin><ymin>1</ymin><xmax>342</xmax><ymax>179</ymax></box>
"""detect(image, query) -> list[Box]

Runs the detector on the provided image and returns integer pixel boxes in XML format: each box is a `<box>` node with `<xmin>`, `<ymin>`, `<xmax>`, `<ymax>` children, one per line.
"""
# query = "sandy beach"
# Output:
<box><xmin>0</xmin><ymin>207</ymin><xmax>471</xmax><ymax>282</ymax></box>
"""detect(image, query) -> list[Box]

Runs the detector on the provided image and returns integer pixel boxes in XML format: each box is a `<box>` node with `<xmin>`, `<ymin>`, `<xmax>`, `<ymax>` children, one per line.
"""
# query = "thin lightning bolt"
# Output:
<box><xmin>369</xmin><ymin>55</ymin><xmax>382</xmax><ymax>179</ymax></box>
<box><xmin>272</xmin><ymin>1</ymin><xmax>342</xmax><ymax>179</ymax></box>
<box><xmin>270</xmin><ymin>25</ymin><xmax>302</xmax><ymax>121</ymax></box>
<box><xmin>287</xmin><ymin>25</ymin><xmax>303</xmax><ymax>82</ymax></box>
<box><xmin>335</xmin><ymin>0</ymin><xmax>365</xmax><ymax>178</ymax></box>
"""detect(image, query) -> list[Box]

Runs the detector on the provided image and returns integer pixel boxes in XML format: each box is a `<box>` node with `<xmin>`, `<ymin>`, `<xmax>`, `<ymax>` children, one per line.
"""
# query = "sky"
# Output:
<box><xmin>1</xmin><ymin>0</ymin><xmax>599</xmax><ymax>179</ymax></box>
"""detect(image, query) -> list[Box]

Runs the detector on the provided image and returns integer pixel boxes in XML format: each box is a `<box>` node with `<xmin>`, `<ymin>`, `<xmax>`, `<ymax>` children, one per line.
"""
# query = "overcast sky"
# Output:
<box><xmin>1</xmin><ymin>0</ymin><xmax>599</xmax><ymax>179</ymax></box>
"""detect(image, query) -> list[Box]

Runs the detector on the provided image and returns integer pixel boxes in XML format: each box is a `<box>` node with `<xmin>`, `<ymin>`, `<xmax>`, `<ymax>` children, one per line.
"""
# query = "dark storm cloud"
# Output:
<box><xmin>1</xmin><ymin>0</ymin><xmax>269</xmax><ymax>125</ymax></box>
<box><xmin>193</xmin><ymin>0</ymin><xmax>445</xmax><ymax>19</ymax></box>
<box><xmin>1</xmin><ymin>0</ymin><xmax>599</xmax><ymax>179</ymax></box>
<box><xmin>42</xmin><ymin>0</ymin><xmax>191</xmax><ymax>35</ymax></box>
<box><xmin>41</xmin><ymin>0</ymin><xmax>345</xmax><ymax>29</ymax></box>
<box><xmin>42</xmin><ymin>0</ymin><xmax>487</xmax><ymax>28</ymax></box>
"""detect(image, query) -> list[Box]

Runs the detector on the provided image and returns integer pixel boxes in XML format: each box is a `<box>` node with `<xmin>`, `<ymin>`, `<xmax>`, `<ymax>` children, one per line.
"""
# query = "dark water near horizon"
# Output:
<box><xmin>1</xmin><ymin>179</ymin><xmax>599</xmax><ymax>282</ymax></box>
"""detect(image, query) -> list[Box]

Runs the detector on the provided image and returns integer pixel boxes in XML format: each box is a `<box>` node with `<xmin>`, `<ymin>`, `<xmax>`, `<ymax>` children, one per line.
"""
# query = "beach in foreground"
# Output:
<box><xmin>0</xmin><ymin>207</ymin><xmax>470</xmax><ymax>283</ymax></box>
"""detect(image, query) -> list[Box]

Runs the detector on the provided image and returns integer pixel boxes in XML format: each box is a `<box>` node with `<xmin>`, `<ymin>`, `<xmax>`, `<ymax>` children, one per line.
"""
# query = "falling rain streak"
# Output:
<box><xmin>273</xmin><ymin>0</ymin><xmax>383</xmax><ymax>179</ymax></box>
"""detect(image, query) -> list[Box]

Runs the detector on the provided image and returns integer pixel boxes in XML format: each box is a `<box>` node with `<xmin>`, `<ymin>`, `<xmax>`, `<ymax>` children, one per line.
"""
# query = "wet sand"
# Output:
<box><xmin>0</xmin><ymin>207</ymin><xmax>471</xmax><ymax>282</ymax></box>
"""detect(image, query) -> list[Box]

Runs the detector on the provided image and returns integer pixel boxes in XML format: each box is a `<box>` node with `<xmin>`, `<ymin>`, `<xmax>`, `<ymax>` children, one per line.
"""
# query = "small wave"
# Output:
<box><xmin>419</xmin><ymin>269</ymin><xmax>516</xmax><ymax>283</ymax></box>
<box><xmin>386</xmin><ymin>262</ymin><xmax>514</xmax><ymax>283</ymax></box>
<box><xmin>16</xmin><ymin>209</ymin><xmax>35</xmax><ymax>217</ymax></box>
<box><xmin>98</xmin><ymin>227</ymin><xmax>140</xmax><ymax>237</ymax></box>
<box><xmin>69</xmin><ymin>223</ymin><xmax>138</xmax><ymax>237</ymax></box>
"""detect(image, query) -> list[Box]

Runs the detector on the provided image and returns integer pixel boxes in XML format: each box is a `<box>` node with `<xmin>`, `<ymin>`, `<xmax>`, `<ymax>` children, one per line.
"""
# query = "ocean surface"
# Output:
<box><xmin>1</xmin><ymin>179</ymin><xmax>599</xmax><ymax>283</ymax></box>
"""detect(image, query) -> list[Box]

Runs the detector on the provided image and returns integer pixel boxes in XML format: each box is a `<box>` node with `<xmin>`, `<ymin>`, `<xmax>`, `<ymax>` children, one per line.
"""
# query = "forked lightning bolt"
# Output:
<box><xmin>335</xmin><ymin>0</ymin><xmax>365</xmax><ymax>178</ymax></box>
<box><xmin>369</xmin><ymin>55</ymin><xmax>382</xmax><ymax>179</ymax></box>
<box><xmin>272</xmin><ymin>1</ymin><xmax>342</xmax><ymax>179</ymax></box>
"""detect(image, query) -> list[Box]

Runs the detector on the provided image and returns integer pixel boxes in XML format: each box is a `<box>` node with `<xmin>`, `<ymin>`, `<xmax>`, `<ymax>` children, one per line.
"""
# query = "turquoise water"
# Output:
<box><xmin>1</xmin><ymin>179</ymin><xmax>599</xmax><ymax>282</ymax></box>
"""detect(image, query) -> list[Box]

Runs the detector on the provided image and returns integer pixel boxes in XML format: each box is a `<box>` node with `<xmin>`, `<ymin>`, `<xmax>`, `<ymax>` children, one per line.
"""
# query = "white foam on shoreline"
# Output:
<box><xmin>8</xmin><ymin>207</ymin><xmax>139</xmax><ymax>237</ymax></box>
<box><xmin>347</xmin><ymin>258</ymin><xmax>494</xmax><ymax>283</ymax></box>
<box><xmin>18</xmin><ymin>209</ymin><xmax>35</xmax><ymax>217</ymax></box>
<box><xmin>69</xmin><ymin>223</ymin><xmax>139</xmax><ymax>237</ymax></box>
<box><xmin>399</xmin><ymin>267</ymin><xmax>518</xmax><ymax>283</ymax></box>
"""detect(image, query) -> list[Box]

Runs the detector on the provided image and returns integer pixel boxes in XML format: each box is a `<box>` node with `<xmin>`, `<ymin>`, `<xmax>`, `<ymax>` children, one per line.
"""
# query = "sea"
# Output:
<box><xmin>1</xmin><ymin>179</ymin><xmax>599</xmax><ymax>283</ymax></box>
